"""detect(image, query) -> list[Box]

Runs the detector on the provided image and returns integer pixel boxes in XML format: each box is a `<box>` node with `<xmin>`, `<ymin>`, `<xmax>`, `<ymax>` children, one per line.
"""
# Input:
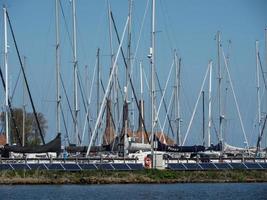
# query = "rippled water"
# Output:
<box><xmin>0</xmin><ymin>183</ymin><xmax>266</xmax><ymax>200</ymax></box>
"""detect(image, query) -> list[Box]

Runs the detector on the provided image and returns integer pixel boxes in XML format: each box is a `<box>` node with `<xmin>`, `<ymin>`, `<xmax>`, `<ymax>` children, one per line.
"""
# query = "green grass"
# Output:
<box><xmin>0</xmin><ymin>169</ymin><xmax>266</xmax><ymax>184</ymax></box>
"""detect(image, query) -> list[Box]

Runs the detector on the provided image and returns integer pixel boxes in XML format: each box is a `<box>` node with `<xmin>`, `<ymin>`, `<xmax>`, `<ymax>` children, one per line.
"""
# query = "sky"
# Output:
<box><xmin>0</xmin><ymin>0</ymin><xmax>267</xmax><ymax>147</ymax></box>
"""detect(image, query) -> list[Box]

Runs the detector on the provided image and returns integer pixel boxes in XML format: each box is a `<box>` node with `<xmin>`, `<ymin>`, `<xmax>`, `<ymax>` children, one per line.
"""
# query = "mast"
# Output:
<box><xmin>207</xmin><ymin>60</ymin><xmax>212</xmax><ymax>147</ymax></box>
<box><xmin>55</xmin><ymin>0</ymin><xmax>61</xmax><ymax>136</ymax></box>
<box><xmin>86</xmin><ymin>16</ymin><xmax>129</xmax><ymax>157</ymax></box>
<box><xmin>174</xmin><ymin>51</ymin><xmax>181</xmax><ymax>145</ymax></box>
<box><xmin>140</xmin><ymin>61</ymin><xmax>145</xmax><ymax>143</ymax></box>
<box><xmin>96</xmin><ymin>48</ymin><xmax>100</xmax><ymax>144</ymax></box>
<box><xmin>150</xmin><ymin>0</ymin><xmax>156</xmax><ymax>168</ymax></box>
<box><xmin>84</xmin><ymin>64</ymin><xmax>90</xmax><ymax>141</ymax></box>
<box><xmin>22</xmin><ymin>56</ymin><xmax>27</xmax><ymax>146</ymax></box>
<box><xmin>123</xmin><ymin>0</ymin><xmax>133</xmax><ymax>156</ymax></box>
<box><xmin>178</xmin><ymin>58</ymin><xmax>182</xmax><ymax>146</ymax></box>
<box><xmin>265</xmin><ymin>28</ymin><xmax>267</xmax><ymax>149</ymax></box>
<box><xmin>3</xmin><ymin>6</ymin><xmax>9</xmax><ymax>145</ymax></box>
<box><xmin>202</xmin><ymin>91</ymin><xmax>205</xmax><ymax>146</ymax></box>
<box><xmin>72</xmin><ymin>0</ymin><xmax>79</xmax><ymax>145</ymax></box>
<box><xmin>256</xmin><ymin>40</ymin><xmax>261</xmax><ymax>149</ymax></box>
<box><xmin>217</xmin><ymin>31</ymin><xmax>223</xmax><ymax>144</ymax></box>
<box><xmin>126</xmin><ymin>0</ymin><xmax>132</xmax><ymax>100</ymax></box>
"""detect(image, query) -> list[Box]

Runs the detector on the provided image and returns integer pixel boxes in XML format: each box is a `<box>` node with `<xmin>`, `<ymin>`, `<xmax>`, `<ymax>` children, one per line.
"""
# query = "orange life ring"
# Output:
<box><xmin>144</xmin><ymin>156</ymin><xmax>152</xmax><ymax>168</ymax></box>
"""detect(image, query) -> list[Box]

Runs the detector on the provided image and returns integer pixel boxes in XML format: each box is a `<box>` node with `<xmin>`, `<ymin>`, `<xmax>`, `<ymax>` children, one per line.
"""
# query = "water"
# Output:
<box><xmin>0</xmin><ymin>183</ymin><xmax>266</xmax><ymax>200</ymax></box>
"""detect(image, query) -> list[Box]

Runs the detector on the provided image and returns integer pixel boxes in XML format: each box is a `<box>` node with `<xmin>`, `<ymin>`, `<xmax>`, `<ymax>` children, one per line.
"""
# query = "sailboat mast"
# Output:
<box><xmin>22</xmin><ymin>56</ymin><xmax>27</xmax><ymax>146</ymax></box>
<box><xmin>256</xmin><ymin>40</ymin><xmax>261</xmax><ymax>148</ymax></box>
<box><xmin>202</xmin><ymin>91</ymin><xmax>205</xmax><ymax>146</ymax></box>
<box><xmin>174</xmin><ymin>51</ymin><xmax>181</xmax><ymax>145</ymax></box>
<box><xmin>126</xmin><ymin>0</ymin><xmax>132</xmax><ymax>99</ymax></box>
<box><xmin>178</xmin><ymin>58</ymin><xmax>182</xmax><ymax>145</ymax></box>
<box><xmin>140</xmin><ymin>61</ymin><xmax>144</xmax><ymax>143</ymax></box>
<box><xmin>217</xmin><ymin>31</ymin><xmax>223</xmax><ymax>143</ymax></box>
<box><xmin>207</xmin><ymin>60</ymin><xmax>212</xmax><ymax>147</ymax></box>
<box><xmin>123</xmin><ymin>0</ymin><xmax>133</xmax><ymax>156</ymax></box>
<box><xmin>107</xmin><ymin>2</ymin><xmax>120</xmax><ymax>140</ymax></box>
<box><xmin>3</xmin><ymin>6</ymin><xmax>9</xmax><ymax>145</ymax></box>
<box><xmin>55</xmin><ymin>0</ymin><xmax>61</xmax><ymax>136</ymax></box>
<box><xmin>151</xmin><ymin>0</ymin><xmax>156</xmax><ymax>168</ymax></box>
<box><xmin>96</xmin><ymin>48</ymin><xmax>100</xmax><ymax>144</ymax></box>
<box><xmin>72</xmin><ymin>0</ymin><xmax>79</xmax><ymax>145</ymax></box>
<box><xmin>265</xmin><ymin>28</ymin><xmax>267</xmax><ymax>148</ymax></box>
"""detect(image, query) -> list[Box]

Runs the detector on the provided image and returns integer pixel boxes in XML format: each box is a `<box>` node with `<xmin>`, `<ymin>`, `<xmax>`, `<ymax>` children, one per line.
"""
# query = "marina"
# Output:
<box><xmin>0</xmin><ymin>0</ymin><xmax>267</xmax><ymax>172</ymax></box>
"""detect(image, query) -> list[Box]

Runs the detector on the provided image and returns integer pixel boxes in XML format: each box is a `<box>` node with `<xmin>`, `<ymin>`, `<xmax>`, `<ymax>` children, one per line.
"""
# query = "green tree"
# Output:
<box><xmin>1</xmin><ymin>108</ymin><xmax>47</xmax><ymax>146</ymax></box>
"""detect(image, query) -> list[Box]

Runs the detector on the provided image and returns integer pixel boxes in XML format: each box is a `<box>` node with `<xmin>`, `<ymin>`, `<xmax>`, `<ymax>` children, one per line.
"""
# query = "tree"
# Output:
<box><xmin>0</xmin><ymin>108</ymin><xmax>48</xmax><ymax>146</ymax></box>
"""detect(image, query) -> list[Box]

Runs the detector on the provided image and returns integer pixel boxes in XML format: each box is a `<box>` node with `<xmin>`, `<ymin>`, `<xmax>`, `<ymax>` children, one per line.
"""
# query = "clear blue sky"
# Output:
<box><xmin>0</xmin><ymin>0</ymin><xmax>266</xmax><ymax>147</ymax></box>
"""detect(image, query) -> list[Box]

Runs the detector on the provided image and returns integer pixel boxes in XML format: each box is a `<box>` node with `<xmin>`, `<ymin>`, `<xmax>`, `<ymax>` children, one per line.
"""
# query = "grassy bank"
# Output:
<box><xmin>0</xmin><ymin>170</ymin><xmax>266</xmax><ymax>184</ymax></box>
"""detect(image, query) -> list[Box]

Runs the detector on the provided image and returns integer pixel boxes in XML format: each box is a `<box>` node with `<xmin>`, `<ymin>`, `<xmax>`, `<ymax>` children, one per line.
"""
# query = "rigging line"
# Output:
<box><xmin>81</xmin><ymin>60</ymin><xmax>97</xmax><ymax>143</ymax></box>
<box><xmin>77</xmin><ymin>69</ymin><xmax>88</xmax><ymax>106</ymax></box>
<box><xmin>77</xmin><ymin>70</ymin><xmax>93</xmax><ymax>142</ymax></box>
<box><xmin>86</xmin><ymin>16</ymin><xmax>129</xmax><ymax>157</ymax></box>
<box><xmin>100</xmin><ymin>68</ymin><xmax>120</xmax><ymax>132</ymax></box>
<box><xmin>60</xmin><ymin>103</ymin><xmax>70</xmax><ymax>145</ymax></box>
<box><xmin>103</xmin><ymin>79</ymin><xmax>118</xmax><ymax>132</ymax></box>
<box><xmin>10</xmin><ymin>69</ymin><xmax>21</xmax><ymax>101</ymax></box>
<box><xmin>100</xmin><ymin>77</ymin><xmax>118</xmax><ymax>134</ymax></box>
<box><xmin>100</xmin><ymin>79</ymin><xmax>106</xmax><ymax>94</ymax></box>
<box><xmin>159</xmin><ymin>0</ymin><xmax>175</xmax><ymax>52</ymax></box>
<box><xmin>59</xmin><ymin>72</ymin><xmax>81</xmax><ymax>144</ymax></box>
<box><xmin>153</xmin><ymin>88</ymin><xmax>170</xmax><ymax>142</ymax></box>
<box><xmin>78</xmin><ymin>67</ymin><xmax>117</xmax><ymax>139</ymax></box>
<box><xmin>0</xmin><ymin>65</ymin><xmax>22</xmax><ymax>145</ymax></box>
<box><xmin>110</xmin><ymin>12</ymin><xmax>150</xmax><ymax>143</ymax></box>
<box><xmin>131</xmin><ymin>0</ymin><xmax>150</xmax><ymax>67</ymax></box>
<box><xmin>258</xmin><ymin>53</ymin><xmax>267</xmax><ymax>90</ymax></box>
<box><xmin>255</xmin><ymin>114</ymin><xmax>267</xmax><ymax>156</ymax></box>
<box><xmin>115</xmin><ymin>74</ymin><xmax>124</xmax><ymax>98</ymax></box>
<box><xmin>182</xmin><ymin>63</ymin><xmax>211</xmax><ymax>146</ymax></box>
<box><xmin>6</xmin><ymin>10</ymin><xmax>45</xmax><ymax>145</ymax></box>
<box><xmin>0</xmin><ymin>126</ymin><xmax>3</xmax><ymax>136</ymax></box>
<box><xmin>88</xmin><ymin>59</ymin><xmax>97</xmax><ymax>106</ymax></box>
<box><xmin>92</xmin><ymin>104</ymin><xmax>108</xmax><ymax>146</ymax></box>
<box><xmin>99</xmin><ymin>78</ymin><xmax>119</xmax><ymax>138</ymax></box>
<box><xmin>142</xmin><ymin>66</ymin><xmax>151</xmax><ymax>91</ymax></box>
<box><xmin>59</xmin><ymin>0</ymin><xmax>74</xmax><ymax>53</ymax></box>
<box><xmin>60</xmin><ymin>73</ymin><xmax>74</xmax><ymax>123</ymax></box>
<box><xmin>211</xmin><ymin>117</ymin><xmax>220</xmax><ymax>142</ymax></box>
<box><xmin>166</xmin><ymin>94</ymin><xmax>175</xmax><ymax>138</ymax></box>
<box><xmin>222</xmin><ymin>48</ymin><xmax>249</xmax><ymax>148</ymax></box>
<box><xmin>155</xmin><ymin>64</ymin><xmax>175</xmax><ymax>136</ymax></box>
<box><xmin>222</xmin><ymin>86</ymin><xmax>229</xmax><ymax>142</ymax></box>
<box><xmin>162</xmin><ymin>90</ymin><xmax>175</xmax><ymax>138</ymax></box>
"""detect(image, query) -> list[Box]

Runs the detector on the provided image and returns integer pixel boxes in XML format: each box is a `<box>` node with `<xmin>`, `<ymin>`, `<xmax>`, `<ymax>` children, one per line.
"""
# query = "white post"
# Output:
<box><xmin>3</xmin><ymin>6</ymin><xmax>9</xmax><ymax>145</ymax></box>
<box><xmin>207</xmin><ymin>60</ymin><xmax>213</xmax><ymax>147</ymax></box>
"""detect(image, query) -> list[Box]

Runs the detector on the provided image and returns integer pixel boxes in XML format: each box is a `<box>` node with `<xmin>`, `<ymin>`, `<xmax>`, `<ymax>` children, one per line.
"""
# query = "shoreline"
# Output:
<box><xmin>0</xmin><ymin>170</ymin><xmax>266</xmax><ymax>185</ymax></box>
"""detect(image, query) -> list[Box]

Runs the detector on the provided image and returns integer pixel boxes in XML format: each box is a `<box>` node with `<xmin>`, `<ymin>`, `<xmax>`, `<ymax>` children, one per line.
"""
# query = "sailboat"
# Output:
<box><xmin>0</xmin><ymin>6</ymin><xmax>62</xmax><ymax>158</ymax></box>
